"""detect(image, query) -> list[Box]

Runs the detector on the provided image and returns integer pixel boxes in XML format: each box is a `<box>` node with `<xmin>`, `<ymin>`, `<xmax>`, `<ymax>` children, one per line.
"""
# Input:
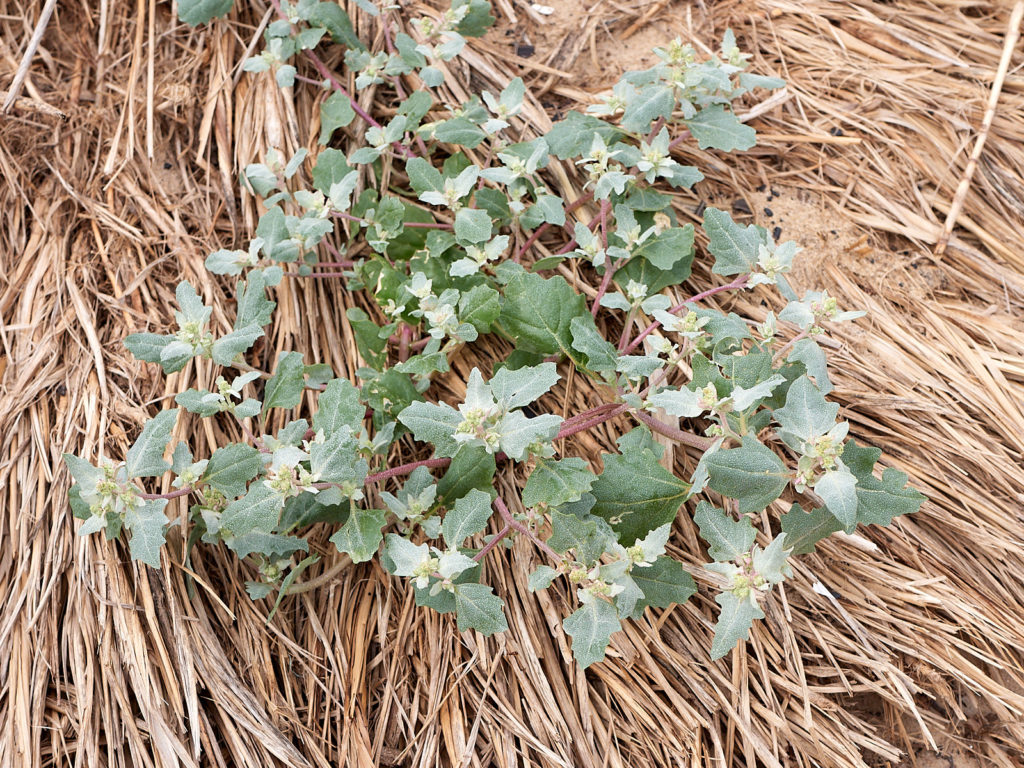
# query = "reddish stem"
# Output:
<box><xmin>364</xmin><ymin>456</ymin><xmax>452</xmax><ymax>485</ymax></box>
<box><xmin>773</xmin><ymin>329</ymin><xmax>809</xmax><ymax>364</ymax></box>
<box><xmin>668</xmin><ymin>130</ymin><xmax>693</xmax><ymax>150</ymax></box>
<box><xmin>559</xmin><ymin>402</ymin><xmax>621</xmax><ymax>427</ymax></box>
<box><xmin>404</xmin><ymin>221</ymin><xmax>452</xmax><ymax>229</ymax></box>
<box><xmin>647</xmin><ymin>117</ymin><xmax>666</xmax><ymax>144</ymax></box>
<box><xmin>266</xmin><ymin>0</ymin><xmax>415</xmax><ymax>160</ymax></box>
<box><xmin>624</xmin><ymin>274</ymin><xmax>749</xmax><ymax>354</ymax></box>
<box><xmin>473</xmin><ymin>523</ymin><xmax>512</xmax><ymax>562</ymax></box>
<box><xmin>555</xmin><ymin>404</ymin><xmax>629</xmax><ymax>441</ymax></box>
<box><xmin>138</xmin><ymin>487</ymin><xmax>193</xmax><ymax>501</ymax></box>
<box><xmin>323</xmin><ymin>240</ymin><xmax>347</xmax><ymax>264</ymax></box>
<box><xmin>515</xmin><ymin>191</ymin><xmax>594</xmax><ymax>261</ymax></box>
<box><xmin>632</xmin><ymin>409</ymin><xmax>713</xmax><ymax>450</ymax></box>
<box><xmin>494</xmin><ymin>496</ymin><xmax>561</xmax><ymax>563</ymax></box>
<box><xmin>398</xmin><ymin>324</ymin><xmax>412</xmax><ymax>362</ymax></box>
<box><xmin>285</xmin><ymin>271</ymin><xmax>349</xmax><ymax>278</ymax></box>
<box><xmin>333</xmin><ymin>211</ymin><xmax>366</xmax><ymax>224</ymax></box>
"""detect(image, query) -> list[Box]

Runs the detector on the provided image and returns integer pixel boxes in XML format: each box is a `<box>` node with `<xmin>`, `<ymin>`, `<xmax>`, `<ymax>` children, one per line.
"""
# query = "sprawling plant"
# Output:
<box><xmin>65</xmin><ymin>0</ymin><xmax>923</xmax><ymax>666</ymax></box>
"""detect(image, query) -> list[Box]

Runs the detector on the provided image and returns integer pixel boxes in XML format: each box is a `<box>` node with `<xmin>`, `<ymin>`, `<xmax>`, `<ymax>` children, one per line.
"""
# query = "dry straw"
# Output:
<box><xmin>2</xmin><ymin>0</ymin><xmax>1024</xmax><ymax>766</ymax></box>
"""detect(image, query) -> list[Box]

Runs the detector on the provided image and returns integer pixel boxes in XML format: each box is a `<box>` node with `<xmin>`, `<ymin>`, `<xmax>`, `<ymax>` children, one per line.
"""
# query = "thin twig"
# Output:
<box><xmin>2</xmin><ymin>0</ymin><xmax>59</xmax><ymax>112</ymax></box>
<box><xmin>935</xmin><ymin>1</ymin><xmax>1024</xmax><ymax>256</ymax></box>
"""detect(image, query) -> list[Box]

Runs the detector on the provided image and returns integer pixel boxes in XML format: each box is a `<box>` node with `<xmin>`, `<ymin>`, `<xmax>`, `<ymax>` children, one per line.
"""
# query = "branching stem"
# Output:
<box><xmin>624</xmin><ymin>274</ymin><xmax>749</xmax><ymax>354</ymax></box>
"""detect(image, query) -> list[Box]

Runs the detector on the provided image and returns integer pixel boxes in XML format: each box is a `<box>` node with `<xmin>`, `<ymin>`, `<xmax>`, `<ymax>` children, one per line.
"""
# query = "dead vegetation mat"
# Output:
<box><xmin>3</xmin><ymin>0</ymin><xmax>1024</xmax><ymax>766</ymax></box>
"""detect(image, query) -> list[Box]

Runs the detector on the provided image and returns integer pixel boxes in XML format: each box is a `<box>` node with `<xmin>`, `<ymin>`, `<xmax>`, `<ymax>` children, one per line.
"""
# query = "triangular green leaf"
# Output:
<box><xmin>397</xmin><ymin>400</ymin><xmax>462</xmax><ymax>458</ymax></box>
<box><xmin>453</xmin><ymin>582</ymin><xmax>508</xmax><ymax>635</ymax></box>
<box><xmin>497</xmin><ymin>269</ymin><xmax>587</xmax><ymax>359</ymax></box>
<box><xmin>773</xmin><ymin>375</ymin><xmax>838</xmax><ymax>443</ymax></box>
<box><xmin>437</xmin><ymin>444</ymin><xmax>496</xmax><ymax>504</ymax></box>
<box><xmin>330</xmin><ymin>508</ymin><xmax>386</xmax><ymax>563</ymax></box>
<box><xmin>442</xmin><ymin>488</ymin><xmax>492</xmax><ymax>547</ymax></box>
<box><xmin>489</xmin><ymin>362</ymin><xmax>559</xmax><ymax>409</ymax></box>
<box><xmin>705</xmin><ymin>436</ymin><xmax>788</xmax><ymax>514</ymax></box>
<box><xmin>563</xmin><ymin>596</ymin><xmax>620</xmax><ymax>668</ymax></box>
<box><xmin>703</xmin><ymin>207</ymin><xmax>765</xmax><ymax>276</ymax></box>
<box><xmin>314</xmin><ymin>378</ymin><xmax>364</xmax><ymax>437</ymax></box>
<box><xmin>221</xmin><ymin>484</ymin><xmax>284</xmax><ymax>536</ymax></box>
<box><xmin>779</xmin><ymin>503</ymin><xmax>841</xmax><ymax>554</ymax></box>
<box><xmin>685</xmin><ymin>105</ymin><xmax>756</xmax><ymax>152</ymax></box>
<box><xmin>855</xmin><ymin>467</ymin><xmax>925</xmax><ymax>528</ymax></box>
<box><xmin>124</xmin><ymin>498</ymin><xmax>169</xmax><ymax>568</ymax></box>
<box><xmin>591</xmin><ymin>442</ymin><xmax>689</xmax><ymax>544</ymax></box>
<box><xmin>694</xmin><ymin>501</ymin><xmax>756</xmax><ymax>561</ymax></box>
<box><xmin>522</xmin><ymin>457</ymin><xmax>597</xmax><ymax>509</ymax></box>
<box><xmin>263</xmin><ymin>351</ymin><xmax>306</xmax><ymax>411</ymax></box>
<box><xmin>710</xmin><ymin>590</ymin><xmax>764</xmax><ymax>659</ymax></box>
<box><xmin>631</xmin><ymin>556</ymin><xmax>696</xmax><ymax>613</ymax></box>
<box><xmin>125</xmin><ymin>409</ymin><xmax>179</xmax><ymax>479</ymax></box>
<box><xmin>204</xmin><ymin>443</ymin><xmax>262</xmax><ymax>498</ymax></box>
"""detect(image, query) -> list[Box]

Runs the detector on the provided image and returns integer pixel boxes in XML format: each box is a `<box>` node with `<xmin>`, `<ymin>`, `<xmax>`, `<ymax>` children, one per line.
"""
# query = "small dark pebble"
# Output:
<box><xmin>163</xmin><ymin>162</ymin><xmax>172</xmax><ymax>169</ymax></box>
<box><xmin>829</xmin><ymin>126</ymin><xmax>844</xmax><ymax>137</ymax></box>
<box><xmin>772</xmin><ymin>226</ymin><xmax>782</xmax><ymax>241</ymax></box>
<box><xmin>695</xmin><ymin>201</ymin><xmax>707</xmax><ymax>217</ymax></box>
<box><xmin>732</xmin><ymin>198</ymin><xmax>752</xmax><ymax>215</ymax></box>
<box><xmin>516</xmin><ymin>44</ymin><xmax>535</xmax><ymax>58</ymax></box>
<box><xmin>756</xmin><ymin>183</ymin><xmax>766</xmax><ymax>192</ymax></box>
<box><xmin>771</xmin><ymin>187</ymin><xmax>780</xmax><ymax>198</ymax></box>
<box><xmin>830</xmin><ymin>229</ymin><xmax>837</xmax><ymax>235</ymax></box>
<box><xmin>56</xmin><ymin>384</ymin><xmax>67</xmax><ymax>396</ymax></box>
<box><xmin>763</xmin><ymin>207</ymin><xmax>774</xmax><ymax>217</ymax></box>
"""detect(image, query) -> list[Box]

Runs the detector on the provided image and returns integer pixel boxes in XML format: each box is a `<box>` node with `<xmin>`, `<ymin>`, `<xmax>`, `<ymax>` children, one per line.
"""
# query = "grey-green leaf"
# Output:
<box><xmin>453</xmin><ymin>582</ymin><xmax>508</xmax><ymax>636</ymax></box>
<box><xmin>489</xmin><ymin>361</ymin><xmax>559</xmax><ymax>408</ymax></box>
<box><xmin>528</xmin><ymin>565</ymin><xmax>559</xmax><ymax>592</ymax></box>
<box><xmin>211</xmin><ymin>325</ymin><xmax>263</xmax><ymax>366</ymax></box>
<box><xmin>203</xmin><ymin>443</ymin><xmax>262</xmax><ymax>498</ymax></box>
<box><xmin>694</xmin><ymin>501</ymin><xmax>756</xmax><ymax>562</ymax></box>
<box><xmin>124</xmin><ymin>332</ymin><xmax>172</xmax><ymax>364</ymax></box>
<box><xmin>685</xmin><ymin>105</ymin><xmax>756</xmax><ymax>152</ymax></box>
<box><xmin>314</xmin><ymin>378</ymin><xmax>364</xmax><ymax>437</ymax></box>
<box><xmin>442</xmin><ymin>488</ymin><xmax>492</xmax><ymax>547</ymax></box>
<box><xmin>454</xmin><ymin>208</ymin><xmax>493</xmax><ymax>244</ymax></box>
<box><xmin>854</xmin><ymin>467</ymin><xmax>925</xmax><ymax>528</ymax></box>
<box><xmin>497</xmin><ymin>269</ymin><xmax>587</xmax><ymax>359</ymax></box>
<box><xmin>779</xmin><ymin>503</ymin><xmax>841</xmax><ymax>554</ymax></box>
<box><xmin>124</xmin><ymin>498</ymin><xmax>169</xmax><ymax>568</ymax></box>
<box><xmin>397</xmin><ymin>401</ymin><xmax>462</xmax><ymax>458</ymax></box>
<box><xmin>563</xmin><ymin>597</ymin><xmax>621</xmax><ymax>668</ymax></box>
<box><xmin>320</xmin><ymin>91</ymin><xmax>356</xmax><ymax>144</ymax></box>
<box><xmin>522</xmin><ymin>457</ymin><xmax>596</xmax><ymax>508</ymax></box>
<box><xmin>774</xmin><ymin>375</ymin><xmax>838</xmax><ymax>444</ymax></box>
<box><xmin>710</xmin><ymin>590</ymin><xmax>765</xmax><ymax>659</ymax></box>
<box><xmin>815</xmin><ymin>469</ymin><xmax>859</xmax><ymax>531</ymax></box>
<box><xmin>178</xmin><ymin>0</ymin><xmax>232</xmax><ymax>26</ymax></box>
<box><xmin>569</xmin><ymin>314</ymin><xmax>618</xmax><ymax>374</ymax></box>
<box><xmin>703</xmin><ymin>207</ymin><xmax>765</xmax><ymax>276</ymax></box>
<box><xmin>590</xmin><ymin>440</ymin><xmax>689</xmax><ymax>544</ymax></box>
<box><xmin>221</xmin><ymin>484</ymin><xmax>283</xmax><ymax>536</ymax></box>
<box><xmin>329</xmin><ymin>508</ymin><xmax>386</xmax><ymax>563</ymax></box>
<box><xmin>631</xmin><ymin>557</ymin><xmax>696</xmax><ymax>613</ymax></box>
<box><xmin>125</xmin><ymin>409</ymin><xmax>179</xmax><ymax>479</ymax></box>
<box><xmin>263</xmin><ymin>351</ymin><xmax>305</xmax><ymax>411</ymax></box>
<box><xmin>705</xmin><ymin>436</ymin><xmax>788</xmax><ymax>514</ymax></box>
